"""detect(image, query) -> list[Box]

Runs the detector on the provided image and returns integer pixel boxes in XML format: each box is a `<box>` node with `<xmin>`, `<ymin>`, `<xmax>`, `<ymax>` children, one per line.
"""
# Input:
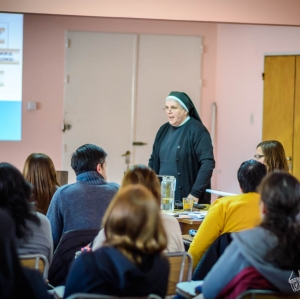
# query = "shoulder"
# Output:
<box><xmin>35</xmin><ymin>212</ymin><xmax>51</xmax><ymax>226</ymax></box>
<box><xmin>161</xmin><ymin>213</ymin><xmax>179</xmax><ymax>225</ymax></box>
<box><xmin>105</xmin><ymin>182</ymin><xmax>120</xmax><ymax>191</ymax></box>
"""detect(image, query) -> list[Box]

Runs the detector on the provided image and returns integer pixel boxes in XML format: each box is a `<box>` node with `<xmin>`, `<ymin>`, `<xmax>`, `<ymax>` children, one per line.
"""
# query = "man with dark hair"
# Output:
<box><xmin>188</xmin><ymin>159</ymin><xmax>267</xmax><ymax>269</ymax></box>
<box><xmin>47</xmin><ymin>144</ymin><xmax>119</xmax><ymax>249</ymax></box>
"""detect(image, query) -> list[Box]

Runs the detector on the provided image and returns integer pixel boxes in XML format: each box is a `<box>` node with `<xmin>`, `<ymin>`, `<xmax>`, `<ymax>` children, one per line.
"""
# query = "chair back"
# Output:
<box><xmin>237</xmin><ymin>289</ymin><xmax>300</xmax><ymax>299</ymax></box>
<box><xmin>66</xmin><ymin>293</ymin><xmax>161</xmax><ymax>299</ymax></box>
<box><xmin>165</xmin><ymin>252</ymin><xmax>193</xmax><ymax>296</ymax></box>
<box><xmin>19</xmin><ymin>254</ymin><xmax>49</xmax><ymax>281</ymax></box>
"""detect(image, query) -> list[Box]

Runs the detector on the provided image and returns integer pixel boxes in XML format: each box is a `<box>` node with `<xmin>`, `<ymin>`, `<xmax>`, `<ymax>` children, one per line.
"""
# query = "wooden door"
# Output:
<box><xmin>294</xmin><ymin>56</ymin><xmax>300</xmax><ymax>179</ymax></box>
<box><xmin>263</xmin><ymin>55</ymin><xmax>300</xmax><ymax>178</ymax></box>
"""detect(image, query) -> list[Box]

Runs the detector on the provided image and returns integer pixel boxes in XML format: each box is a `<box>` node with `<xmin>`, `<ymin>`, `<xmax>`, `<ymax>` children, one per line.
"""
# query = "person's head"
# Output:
<box><xmin>237</xmin><ymin>159</ymin><xmax>267</xmax><ymax>193</ymax></box>
<box><xmin>102</xmin><ymin>184</ymin><xmax>167</xmax><ymax>264</ymax></box>
<box><xmin>71</xmin><ymin>144</ymin><xmax>107</xmax><ymax>179</ymax></box>
<box><xmin>255</xmin><ymin>140</ymin><xmax>289</xmax><ymax>172</ymax></box>
<box><xmin>0</xmin><ymin>163</ymin><xmax>40</xmax><ymax>239</ymax></box>
<box><xmin>121</xmin><ymin>164</ymin><xmax>161</xmax><ymax>206</ymax></box>
<box><xmin>164</xmin><ymin>91</ymin><xmax>201</xmax><ymax>126</ymax></box>
<box><xmin>23</xmin><ymin>153</ymin><xmax>59</xmax><ymax>214</ymax></box>
<box><xmin>258</xmin><ymin>171</ymin><xmax>300</xmax><ymax>269</ymax></box>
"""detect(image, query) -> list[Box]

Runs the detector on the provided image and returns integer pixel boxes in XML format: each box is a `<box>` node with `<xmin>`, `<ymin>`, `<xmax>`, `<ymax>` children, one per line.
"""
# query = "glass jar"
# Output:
<box><xmin>161</xmin><ymin>175</ymin><xmax>176</xmax><ymax>212</ymax></box>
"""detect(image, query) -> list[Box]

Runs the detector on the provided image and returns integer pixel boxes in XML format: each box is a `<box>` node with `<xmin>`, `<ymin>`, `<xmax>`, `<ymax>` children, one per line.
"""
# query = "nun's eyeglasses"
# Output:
<box><xmin>163</xmin><ymin>106</ymin><xmax>178</xmax><ymax>113</ymax></box>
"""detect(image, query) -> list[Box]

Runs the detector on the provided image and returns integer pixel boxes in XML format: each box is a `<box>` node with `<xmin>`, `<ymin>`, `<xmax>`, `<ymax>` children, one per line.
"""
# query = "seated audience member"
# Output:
<box><xmin>202</xmin><ymin>171</ymin><xmax>300</xmax><ymax>298</ymax></box>
<box><xmin>64</xmin><ymin>185</ymin><xmax>170</xmax><ymax>298</ymax></box>
<box><xmin>255</xmin><ymin>140</ymin><xmax>289</xmax><ymax>172</ymax></box>
<box><xmin>189</xmin><ymin>160</ymin><xmax>267</xmax><ymax>270</ymax></box>
<box><xmin>92</xmin><ymin>164</ymin><xmax>184</xmax><ymax>253</ymax></box>
<box><xmin>47</xmin><ymin>144</ymin><xmax>119</xmax><ymax>249</ymax></box>
<box><xmin>0</xmin><ymin>209</ymin><xmax>50</xmax><ymax>299</ymax></box>
<box><xmin>0</xmin><ymin>163</ymin><xmax>53</xmax><ymax>264</ymax></box>
<box><xmin>23</xmin><ymin>153</ymin><xmax>60</xmax><ymax>215</ymax></box>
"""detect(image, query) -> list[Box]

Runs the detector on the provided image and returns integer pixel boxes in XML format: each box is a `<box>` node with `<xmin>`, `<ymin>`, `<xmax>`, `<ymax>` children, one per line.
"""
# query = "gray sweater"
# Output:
<box><xmin>46</xmin><ymin>171</ymin><xmax>119</xmax><ymax>249</ymax></box>
<box><xmin>17</xmin><ymin>211</ymin><xmax>53</xmax><ymax>264</ymax></box>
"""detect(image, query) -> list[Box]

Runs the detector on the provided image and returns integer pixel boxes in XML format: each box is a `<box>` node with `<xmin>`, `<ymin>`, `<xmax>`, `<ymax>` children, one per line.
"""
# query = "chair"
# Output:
<box><xmin>48</xmin><ymin>229</ymin><xmax>99</xmax><ymax>287</ymax></box>
<box><xmin>19</xmin><ymin>254</ymin><xmax>49</xmax><ymax>281</ymax></box>
<box><xmin>165</xmin><ymin>252</ymin><xmax>193</xmax><ymax>296</ymax></box>
<box><xmin>236</xmin><ymin>289</ymin><xmax>300</xmax><ymax>299</ymax></box>
<box><xmin>66</xmin><ymin>293</ymin><xmax>161</xmax><ymax>299</ymax></box>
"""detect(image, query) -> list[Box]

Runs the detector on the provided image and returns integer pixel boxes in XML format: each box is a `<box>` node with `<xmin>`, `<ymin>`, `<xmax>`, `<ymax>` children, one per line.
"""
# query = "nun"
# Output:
<box><xmin>149</xmin><ymin>91</ymin><xmax>215</xmax><ymax>204</ymax></box>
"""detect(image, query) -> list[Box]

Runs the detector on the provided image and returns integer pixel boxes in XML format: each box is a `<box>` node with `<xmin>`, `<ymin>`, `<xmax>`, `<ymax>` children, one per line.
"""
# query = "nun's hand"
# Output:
<box><xmin>188</xmin><ymin>194</ymin><xmax>199</xmax><ymax>203</ymax></box>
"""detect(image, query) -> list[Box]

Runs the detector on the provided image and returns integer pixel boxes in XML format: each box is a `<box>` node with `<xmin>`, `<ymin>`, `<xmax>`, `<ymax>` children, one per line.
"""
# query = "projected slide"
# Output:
<box><xmin>0</xmin><ymin>13</ymin><xmax>23</xmax><ymax>141</ymax></box>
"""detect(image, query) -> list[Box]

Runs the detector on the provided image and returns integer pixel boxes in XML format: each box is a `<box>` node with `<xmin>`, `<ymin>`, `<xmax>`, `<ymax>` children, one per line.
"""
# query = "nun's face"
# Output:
<box><xmin>165</xmin><ymin>100</ymin><xmax>188</xmax><ymax>126</ymax></box>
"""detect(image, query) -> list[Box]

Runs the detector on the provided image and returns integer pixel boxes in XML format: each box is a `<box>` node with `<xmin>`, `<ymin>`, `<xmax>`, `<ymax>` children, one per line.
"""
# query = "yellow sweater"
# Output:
<box><xmin>188</xmin><ymin>192</ymin><xmax>261</xmax><ymax>268</ymax></box>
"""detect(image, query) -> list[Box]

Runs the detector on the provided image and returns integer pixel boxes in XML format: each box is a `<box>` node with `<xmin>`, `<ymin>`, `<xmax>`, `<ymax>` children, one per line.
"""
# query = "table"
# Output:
<box><xmin>176</xmin><ymin>280</ymin><xmax>204</xmax><ymax>298</ymax></box>
<box><xmin>176</xmin><ymin>218</ymin><xmax>202</xmax><ymax>234</ymax></box>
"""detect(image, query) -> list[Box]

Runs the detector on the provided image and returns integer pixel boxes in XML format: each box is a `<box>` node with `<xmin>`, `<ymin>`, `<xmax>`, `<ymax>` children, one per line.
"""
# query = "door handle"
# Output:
<box><xmin>132</xmin><ymin>142</ymin><xmax>147</xmax><ymax>146</ymax></box>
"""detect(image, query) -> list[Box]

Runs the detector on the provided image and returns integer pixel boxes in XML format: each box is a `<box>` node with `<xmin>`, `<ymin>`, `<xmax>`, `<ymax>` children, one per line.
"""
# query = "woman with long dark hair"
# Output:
<box><xmin>202</xmin><ymin>171</ymin><xmax>300</xmax><ymax>298</ymax></box>
<box><xmin>0</xmin><ymin>209</ymin><xmax>49</xmax><ymax>298</ymax></box>
<box><xmin>23</xmin><ymin>153</ymin><xmax>60</xmax><ymax>215</ymax></box>
<box><xmin>0</xmin><ymin>162</ymin><xmax>53</xmax><ymax>264</ymax></box>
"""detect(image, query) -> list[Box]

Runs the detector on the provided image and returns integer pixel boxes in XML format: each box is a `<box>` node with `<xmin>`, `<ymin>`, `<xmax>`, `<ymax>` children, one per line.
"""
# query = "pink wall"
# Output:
<box><xmin>215</xmin><ymin>23</ymin><xmax>300</xmax><ymax>193</ymax></box>
<box><xmin>2</xmin><ymin>13</ymin><xmax>300</xmax><ymax>193</ymax></box>
<box><xmin>0</xmin><ymin>14</ymin><xmax>217</xmax><ymax>172</ymax></box>
<box><xmin>1</xmin><ymin>0</ymin><xmax>300</xmax><ymax>26</ymax></box>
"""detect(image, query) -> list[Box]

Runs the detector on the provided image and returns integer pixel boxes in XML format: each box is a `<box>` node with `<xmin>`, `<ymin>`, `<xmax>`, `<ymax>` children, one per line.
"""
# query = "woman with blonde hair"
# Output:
<box><xmin>254</xmin><ymin>140</ymin><xmax>289</xmax><ymax>172</ymax></box>
<box><xmin>64</xmin><ymin>185</ymin><xmax>169</xmax><ymax>298</ymax></box>
<box><xmin>23</xmin><ymin>153</ymin><xmax>60</xmax><ymax>215</ymax></box>
<box><xmin>92</xmin><ymin>164</ymin><xmax>184</xmax><ymax>252</ymax></box>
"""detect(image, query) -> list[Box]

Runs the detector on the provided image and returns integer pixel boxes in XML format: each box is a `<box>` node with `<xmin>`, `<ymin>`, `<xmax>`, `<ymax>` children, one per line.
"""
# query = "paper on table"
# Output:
<box><xmin>206</xmin><ymin>189</ymin><xmax>238</xmax><ymax>197</ymax></box>
<box><xmin>188</xmin><ymin>212</ymin><xmax>207</xmax><ymax>219</ymax></box>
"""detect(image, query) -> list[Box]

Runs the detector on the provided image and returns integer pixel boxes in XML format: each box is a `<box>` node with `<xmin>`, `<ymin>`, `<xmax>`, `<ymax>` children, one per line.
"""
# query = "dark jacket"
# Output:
<box><xmin>48</xmin><ymin>229</ymin><xmax>99</xmax><ymax>287</ymax></box>
<box><xmin>64</xmin><ymin>246</ymin><xmax>170</xmax><ymax>298</ymax></box>
<box><xmin>149</xmin><ymin>118</ymin><xmax>215</xmax><ymax>204</ymax></box>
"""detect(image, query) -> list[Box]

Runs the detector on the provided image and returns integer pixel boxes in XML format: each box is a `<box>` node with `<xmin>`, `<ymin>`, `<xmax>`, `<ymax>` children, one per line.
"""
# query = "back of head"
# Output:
<box><xmin>71</xmin><ymin>144</ymin><xmax>107</xmax><ymax>176</ymax></box>
<box><xmin>121</xmin><ymin>164</ymin><xmax>161</xmax><ymax>206</ymax></box>
<box><xmin>258</xmin><ymin>171</ymin><xmax>300</xmax><ymax>269</ymax></box>
<box><xmin>237</xmin><ymin>159</ymin><xmax>267</xmax><ymax>193</ymax></box>
<box><xmin>102</xmin><ymin>184</ymin><xmax>167</xmax><ymax>263</ymax></box>
<box><xmin>23</xmin><ymin>153</ymin><xmax>59</xmax><ymax>214</ymax></box>
<box><xmin>257</xmin><ymin>140</ymin><xmax>289</xmax><ymax>172</ymax></box>
<box><xmin>0</xmin><ymin>163</ymin><xmax>39</xmax><ymax>239</ymax></box>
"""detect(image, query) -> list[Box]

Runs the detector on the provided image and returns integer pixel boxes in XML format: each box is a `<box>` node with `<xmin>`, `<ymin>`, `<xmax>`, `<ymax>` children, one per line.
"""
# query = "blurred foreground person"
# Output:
<box><xmin>64</xmin><ymin>185</ymin><xmax>169</xmax><ymax>298</ymax></box>
<box><xmin>92</xmin><ymin>164</ymin><xmax>184</xmax><ymax>252</ymax></box>
<box><xmin>202</xmin><ymin>171</ymin><xmax>300</xmax><ymax>298</ymax></box>
<box><xmin>0</xmin><ymin>209</ymin><xmax>49</xmax><ymax>299</ymax></box>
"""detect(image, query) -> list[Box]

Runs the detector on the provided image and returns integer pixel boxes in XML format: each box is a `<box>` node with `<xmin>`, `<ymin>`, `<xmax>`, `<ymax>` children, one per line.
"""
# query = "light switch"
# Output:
<box><xmin>27</xmin><ymin>102</ymin><xmax>37</xmax><ymax>111</ymax></box>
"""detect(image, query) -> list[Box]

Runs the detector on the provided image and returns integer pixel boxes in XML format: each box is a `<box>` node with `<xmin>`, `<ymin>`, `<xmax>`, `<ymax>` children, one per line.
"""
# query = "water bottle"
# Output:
<box><xmin>161</xmin><ymin>175</ymin><xmax>176</xmax><ymax>212</ymax></box>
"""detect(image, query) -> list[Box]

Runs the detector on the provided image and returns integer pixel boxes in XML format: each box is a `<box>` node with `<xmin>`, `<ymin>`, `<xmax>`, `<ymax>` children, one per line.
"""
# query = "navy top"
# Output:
<box><xmin>159</xmin><ymin>124</ymin><xmax>185</xmax><ymax>178</ymax></box>
<box><xmin>64</xmin><ymin>246</ymin><xmax>170</xmax><ymax>298</ymax></box>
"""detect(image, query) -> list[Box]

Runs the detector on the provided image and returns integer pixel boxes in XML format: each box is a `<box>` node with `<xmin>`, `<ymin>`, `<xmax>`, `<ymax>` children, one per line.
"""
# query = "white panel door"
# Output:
<box><xmin>63</xmin><ymin>32</ymin><xmax>136</xmax><ymax>184</ymax></box>
<box><xmin>63</xmin><ymin>32</ymin><xmax>202</xmax><ymax>184</ymax></box>
<box><xmin>133</xmin><ymin>35</ymin><xmax>202</xmax><ymax>165</ymax></box>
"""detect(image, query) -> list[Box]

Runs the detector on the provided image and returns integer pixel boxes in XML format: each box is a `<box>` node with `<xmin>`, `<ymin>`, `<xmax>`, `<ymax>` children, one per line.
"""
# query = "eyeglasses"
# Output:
<box><xmin>254</xmin><ymin>154</ymin><xmax>265</xmax><ymax>159</ymax></box>
<box><xmin>163</xmin><ymin>106</ymin><xmax>178</xmax><ymax>113</ymax></box>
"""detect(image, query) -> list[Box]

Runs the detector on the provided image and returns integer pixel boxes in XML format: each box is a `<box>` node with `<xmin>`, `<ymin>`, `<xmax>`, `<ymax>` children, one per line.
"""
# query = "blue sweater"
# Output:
<box><xmin>64</xmin><ymin>247</ymin><xmax>170</xmax><ymax>298</ymax></box>
<box><xmin>46</xmin><ymin>171</ymin><xmax>119</xmax><ymax>248</ymax></box>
